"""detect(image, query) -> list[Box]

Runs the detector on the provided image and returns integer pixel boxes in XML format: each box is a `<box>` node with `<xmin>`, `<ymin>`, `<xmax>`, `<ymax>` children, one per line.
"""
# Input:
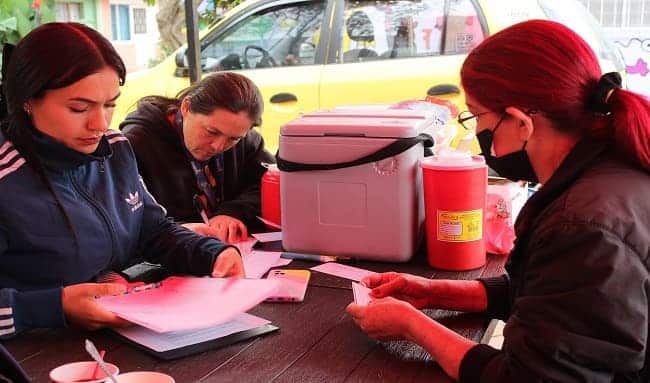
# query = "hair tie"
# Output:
<box><xmin>589</xmin><ymin>72</ymin><xmax>622</xmax><ymax>115</ymax></box>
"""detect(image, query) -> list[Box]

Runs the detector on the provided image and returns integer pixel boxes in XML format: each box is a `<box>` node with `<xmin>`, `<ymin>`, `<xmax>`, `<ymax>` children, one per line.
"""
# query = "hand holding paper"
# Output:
<box><xmin>212</xmin><ymin>247</ymin><xmax>245</xmax><ymax>277</ymax></box>
<box><xmin>62</xmin><ymin>283</ymin><xmax>130</xmax><ymax>330</ymax></box>
<box><xmin>97</xmin><ymin>276</ymin><xmax>279</xmax><ymax>333</ymax></box>
<box><xmin>352</xmin><ymin>282</ymin><xmax>372</xmax><ymax>306</ymax></box>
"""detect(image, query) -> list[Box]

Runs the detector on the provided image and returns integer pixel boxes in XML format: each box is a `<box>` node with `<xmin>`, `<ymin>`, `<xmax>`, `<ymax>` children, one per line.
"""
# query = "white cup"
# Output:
<box><xmin>49</xmin><ymin>361</ymin><xmax>119</xmax><ymax>383</ymax></box>
<box><xmin>114</xmin><ymin>371</ymin><xmax>175</xmax><ymax>383</ymax></box>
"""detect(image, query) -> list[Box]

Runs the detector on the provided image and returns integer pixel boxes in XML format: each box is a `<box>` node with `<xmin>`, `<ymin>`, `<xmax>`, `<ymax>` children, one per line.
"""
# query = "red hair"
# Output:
<box><xmin>461</xmin><ymin>19</ymin><xmax>650</xmax><ymax>171</ymax></box>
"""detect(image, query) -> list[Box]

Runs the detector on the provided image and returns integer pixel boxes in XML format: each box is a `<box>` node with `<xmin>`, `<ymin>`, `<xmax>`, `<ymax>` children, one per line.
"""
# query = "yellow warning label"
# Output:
<box><xmin>437</xmin><ymin>209</ymin><xmax>483</xmax><ymax>242</ymax></box>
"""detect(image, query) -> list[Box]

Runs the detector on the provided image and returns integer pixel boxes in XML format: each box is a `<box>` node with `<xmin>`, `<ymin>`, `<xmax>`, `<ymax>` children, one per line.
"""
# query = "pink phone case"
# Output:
<box><xmin>265</xmin><ymin>269</ymin><xmax>310</xmax><ymax>302</ymax></box>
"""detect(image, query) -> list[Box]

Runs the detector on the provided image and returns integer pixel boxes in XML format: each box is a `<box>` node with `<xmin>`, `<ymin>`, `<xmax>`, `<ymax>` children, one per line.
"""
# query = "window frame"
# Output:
<box><xmin>198</xmin><ymin>0</ymin><xmax>332</xmax><ymax>70</ymax></box>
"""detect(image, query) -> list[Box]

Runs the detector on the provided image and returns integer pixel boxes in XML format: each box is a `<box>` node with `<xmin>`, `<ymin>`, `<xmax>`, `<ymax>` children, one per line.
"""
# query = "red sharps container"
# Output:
<box><xmin>261</xmin><ymin>164</ymin><xmax>281</xmax><ymax>229</ymax></box>
<box><xmin>421</xmin><ymin>153</ymin><xmax>487</xmax><ymax>270</ymax></box>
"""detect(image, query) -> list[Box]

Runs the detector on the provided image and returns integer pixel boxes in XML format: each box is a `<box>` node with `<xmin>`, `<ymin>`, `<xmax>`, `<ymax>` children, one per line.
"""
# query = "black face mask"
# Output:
<box><xmin>476</xmin><ymin>115</ymin><xmax>539</xmax><ymax>184</ymax></box>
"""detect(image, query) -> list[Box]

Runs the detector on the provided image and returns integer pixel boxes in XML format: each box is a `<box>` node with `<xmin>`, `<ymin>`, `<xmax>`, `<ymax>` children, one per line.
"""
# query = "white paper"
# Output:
<box><xmin>352</xmin><ymin>282</ymin><xmax>373</xmax><ymax>306</ymax></box>
<box><xmin>252</xmin><ymin>232</ymin><xmax>283</xmax><ymax>242</ymax></box>
<box><xmin>233</xmin><ymin>237</ymin><xmax>258</xmax><ymax>257</ymax></box>
<box><xmin>310</xmin><ymin>263</ymin><xmax>376</xmax><ymax>282</ymax></box>
<box><xmin>243</xmin><ymin>251</ymin><xmax>282</xmax><ymax>279</ymax></box>
<box><xmin>256</xmin><ymin>216</ymin><xmax>281</xmax><ymax>229</ymax></box>
<box><xmin>274</xmin><ymin>257</ymin><xmax>292</xmax><ymax>267</ymax></box>
<box><xmin>114</xmin><ymin>313</ymin><xmax>271</xmax><ymax>352</ymax></box>
<box><xmin>97</xmin><ymin>276</ymin><xmax>279</xmax><ymax>333</ymax></box>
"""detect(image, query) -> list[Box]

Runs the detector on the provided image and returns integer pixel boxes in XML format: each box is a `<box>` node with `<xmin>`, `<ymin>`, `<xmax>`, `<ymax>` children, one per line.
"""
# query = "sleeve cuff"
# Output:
<box><xmin>478</xmin><ymin>275</ymin><xmax>510</xmax><ymax>319</ymax></box>
<box><xmin>192</xmin><ymin>237</ymin><xmax>238</xmax><ymax>275</ymax></box>
<box><xmin>459</xmin><ymin>344</ymin><xmax>501</xmax><ymax>383</ymax></box>
<box><xmin>14</xmin><ymin>287</ymin><xmax>66</xmax><ymax>330</ymax></box>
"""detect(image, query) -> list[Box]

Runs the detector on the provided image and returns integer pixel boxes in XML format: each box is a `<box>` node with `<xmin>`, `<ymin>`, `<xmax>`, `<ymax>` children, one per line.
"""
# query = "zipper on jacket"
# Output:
<box><xmin>69</xmin><ymin>173</ymin><xmax>120</xmax><ymax>268</ymax></box>
<box><xmin>99</xmin><ymin>159</ymin><xmax>105</xmax><ymax>173</ymax></box>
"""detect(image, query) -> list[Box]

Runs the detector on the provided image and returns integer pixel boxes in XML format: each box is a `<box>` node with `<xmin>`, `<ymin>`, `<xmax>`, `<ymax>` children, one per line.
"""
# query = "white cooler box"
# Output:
<box><xmin>276</xmin><ymin>114</ymin><xmax>434</xmax><ymax>262</ymax></box>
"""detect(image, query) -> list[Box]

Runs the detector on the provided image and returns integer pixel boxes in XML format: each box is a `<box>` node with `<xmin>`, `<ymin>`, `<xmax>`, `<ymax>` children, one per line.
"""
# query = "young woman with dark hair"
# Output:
<box><xmin>347</xmin><ymin>20</ymin><xmax>650</xmax><ymax>382</ymax></box>
<box><xmin>121</xmin><ymin>72</ymin><xmax>274</xmax><ymax>243</ymax></box>
<box><xmin>0</xmin><ymin>23</ymin><xmax>244</xmax><ymax>340</ymax></box>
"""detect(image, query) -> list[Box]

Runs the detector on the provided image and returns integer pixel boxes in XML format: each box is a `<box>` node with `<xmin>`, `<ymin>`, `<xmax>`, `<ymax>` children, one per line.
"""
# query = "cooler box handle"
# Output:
<box><xmin>276</xmin><ymin>133</ymin><xmax>433</xmax><ymax>172</ymax></box>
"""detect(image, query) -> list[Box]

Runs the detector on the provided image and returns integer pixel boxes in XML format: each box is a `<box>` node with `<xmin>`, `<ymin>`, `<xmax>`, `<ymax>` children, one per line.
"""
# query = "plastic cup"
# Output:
<box><xmin>114</xmin><ymin>372</ymin><xmax>175</xmax><ymax>383</ymax></box>
<box><xmin>49</xmin><ymin>361</ymin><xmax>119</xmax><ymax>383</ymax></box>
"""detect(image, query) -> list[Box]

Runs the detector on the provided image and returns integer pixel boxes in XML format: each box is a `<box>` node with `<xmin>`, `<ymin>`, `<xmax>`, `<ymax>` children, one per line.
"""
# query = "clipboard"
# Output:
<box><xmin>113</xmin><ymin>321</ymin><xmax>279</xmax><ymax>360</ymax></box>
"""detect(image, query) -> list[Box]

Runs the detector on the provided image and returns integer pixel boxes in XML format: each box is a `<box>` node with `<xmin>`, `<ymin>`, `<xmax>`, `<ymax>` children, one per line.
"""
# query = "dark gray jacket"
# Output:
<box><xmin>460</xmin><ymin>138</ymin><xmax>650</xmax><ymax>382</ymax></box>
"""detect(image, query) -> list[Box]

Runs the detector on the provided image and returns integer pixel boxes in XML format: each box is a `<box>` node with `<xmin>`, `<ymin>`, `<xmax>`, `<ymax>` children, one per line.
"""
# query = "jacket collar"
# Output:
<box><xmin>514</xmin><ymin>136</ymin><xmax>609</xmax><ymax>237</ymax></box>
<box><xmin>30</xmin><ymin>126</ymin><xmax>112</xmax><ymax>171</ymax></box>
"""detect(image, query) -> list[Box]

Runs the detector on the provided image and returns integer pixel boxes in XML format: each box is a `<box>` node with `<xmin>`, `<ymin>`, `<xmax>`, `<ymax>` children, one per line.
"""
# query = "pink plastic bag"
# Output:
<box><xmin>485</xmin><ymin>184</ymin><xmax>516</xmax><ymax>255</ymax></box>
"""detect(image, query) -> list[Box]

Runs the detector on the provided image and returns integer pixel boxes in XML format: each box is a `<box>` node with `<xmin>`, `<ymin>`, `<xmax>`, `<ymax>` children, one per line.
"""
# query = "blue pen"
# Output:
<box><xmin>193</xmin><ymin>194</ymin><xmax>210</xmax><ymax>225</ymax></box>
<box><xmin>281</xmin><ymin>252</ymin><xmax>348</xmax><ymax>263</ymax></box>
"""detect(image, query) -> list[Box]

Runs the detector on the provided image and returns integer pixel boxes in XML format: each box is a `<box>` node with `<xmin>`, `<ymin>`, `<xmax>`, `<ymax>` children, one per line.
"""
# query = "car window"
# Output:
<box><xmin>443</xmin><ymin>0</ymin><xmax>486</xmax><ymax>54</ymax></box>
<box><xmin>537</xmin><ymin>0</ymin><xmax>625</xmax><ymax>71</ymax></box>
<box><xmin>201</xmin><ymin>1</ymin><xmax>326</xmax><ymax>71</ymax></box>
<box><xmin>339</xmin><ymin>0</ymin><xmax>445</xmax><ymax>63</ymax></box>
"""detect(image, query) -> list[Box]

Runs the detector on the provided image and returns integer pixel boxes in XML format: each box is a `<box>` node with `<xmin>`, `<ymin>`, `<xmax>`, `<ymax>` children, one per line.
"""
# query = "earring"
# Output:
<box><xmin>23</xmin><ymin>103</ymin><xmax>32</xmax><ymax>115</ymax></box>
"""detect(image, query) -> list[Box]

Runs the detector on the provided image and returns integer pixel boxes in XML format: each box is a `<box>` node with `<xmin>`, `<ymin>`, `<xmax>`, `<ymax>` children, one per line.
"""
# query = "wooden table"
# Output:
<box><xmin>4</xmin><ymin>248</ymin><xmax>506</xmax><ymax>383</ymax></box>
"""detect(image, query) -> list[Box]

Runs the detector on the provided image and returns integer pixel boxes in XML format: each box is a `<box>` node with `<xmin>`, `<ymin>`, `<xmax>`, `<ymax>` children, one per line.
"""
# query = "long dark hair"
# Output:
<box><xmin>461</xmin><ymin>20</ymin><xmax>650</xmax><ymax>171</ymax></box>
<box><xmin>138</xmin><ymin>72</ymin><xmax>264</xmax><ymax>126</ymax></box>
<box><xmin>0</xmin><ymin>22</ymin><xmax>126</xmax><ymax>231</ymax></box>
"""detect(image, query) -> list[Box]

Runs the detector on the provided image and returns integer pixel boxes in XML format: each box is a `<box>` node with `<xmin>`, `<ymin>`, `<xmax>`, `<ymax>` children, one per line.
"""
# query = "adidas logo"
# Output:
<box><xmin>125</xmin><ymin>191</ymin><xmax>143</xmax><ymax>212</ymax></box>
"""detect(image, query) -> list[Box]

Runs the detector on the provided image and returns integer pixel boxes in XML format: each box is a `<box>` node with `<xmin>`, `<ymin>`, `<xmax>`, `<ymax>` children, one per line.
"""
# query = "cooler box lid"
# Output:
<box><xmin>303</xmin><ymin>108</ymin><xmax>431</xmax><ymax>120</ymax></box>
<box><xmin>280</xmin><ymin>116</ymin><xmax>428</xmax><ymax>139</ymax></box>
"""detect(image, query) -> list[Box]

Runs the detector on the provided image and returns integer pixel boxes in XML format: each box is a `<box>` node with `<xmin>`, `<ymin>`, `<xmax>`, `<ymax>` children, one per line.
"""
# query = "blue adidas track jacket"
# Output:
<box><xmin>0</xmin><ymin>128</ymin><xmax>230</xmax><ymax>338</ymax></box>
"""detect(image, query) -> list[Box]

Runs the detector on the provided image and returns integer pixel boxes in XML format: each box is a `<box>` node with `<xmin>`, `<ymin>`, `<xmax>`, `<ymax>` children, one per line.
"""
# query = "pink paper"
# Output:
<box><xmin>97</xmin><ymin>276</ymin><xmax>279</xmax><ymax>333</ymax></box>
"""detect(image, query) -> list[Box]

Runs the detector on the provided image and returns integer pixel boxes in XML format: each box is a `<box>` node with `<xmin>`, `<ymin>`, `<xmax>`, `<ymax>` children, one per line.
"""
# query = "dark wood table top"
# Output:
<box><xmin>4</xmin><ymin>247</ymin><xmax>506</xmax><ymax>383</ymax></box>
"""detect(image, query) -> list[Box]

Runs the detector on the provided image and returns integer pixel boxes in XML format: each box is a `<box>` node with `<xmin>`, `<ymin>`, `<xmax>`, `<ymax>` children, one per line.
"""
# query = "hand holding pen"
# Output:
<box><xmin>208</xmin><ymin>215</ymin><xmax>248</xmax><ymax>244</ymax></box>
<box><xmin>192</xmin><ymin>194</ymin><xmax>247</xmax><ymax>243</ymax></box>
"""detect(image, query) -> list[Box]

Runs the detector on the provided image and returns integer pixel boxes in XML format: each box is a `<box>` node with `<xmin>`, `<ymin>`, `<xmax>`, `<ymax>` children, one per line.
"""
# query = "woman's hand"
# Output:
<box><xmin>348</xmin><ymin>296</ymin><xmax>477</xmax><ymax>380</ymax></box>
<box><xmin>362</xmin><ymin>272</ymin><xmax>488</xmax><ymax>312</ymax></box>
<box><xmin>208</xmin><ymin>215</ymin><xmax>248</xmax><ymax>243</ymax></box>
<box><xmin>346</xmin><ymin>297</ymin><xmax>419</xmax><ymax>341</ymax></box>
<box><xmin>211</xmin><ymin>247</ymin><xmax>245</xmax><ymax>278</ymax></box>
<box><xmin>62</xmin><ymin>283</ymin><xmax>131</xmax><ymax>330</ymax></box>
<box><xmin>362</xmin><ymin>272</ymin><xmax>435</xmax><ymax>309</ymax></box>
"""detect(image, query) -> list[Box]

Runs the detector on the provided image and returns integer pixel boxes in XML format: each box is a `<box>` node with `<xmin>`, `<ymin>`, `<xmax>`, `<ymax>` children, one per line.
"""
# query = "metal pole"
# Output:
<box><xmin>184</xmin><ymin>0</ymin><xmax>202</xmax><ymax>83</ymax></box>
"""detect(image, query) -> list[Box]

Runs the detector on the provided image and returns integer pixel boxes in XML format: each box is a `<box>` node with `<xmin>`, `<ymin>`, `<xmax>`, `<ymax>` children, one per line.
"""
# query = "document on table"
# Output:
<box><xmin>352</xmin><ymin>282</ymin><xmax>373</xmax><ymax>306</ymax></box>
<box><xmin>114</xmin><ymin>313</ymin><xmax>271</xmax><ymax>352</ymax></box>
<box><xmin>243</xmin><ymin>250</ymin><xmax>288</xmax><ymax>278</ymax></box>
<box><xmin>251</xmin><ymin>232</ymin><xmax>283</xmax><ymax>242</ymax></box>
<box><xmin>233</xmin><ymin>237</ymin><xmax>258</xmax><ymax>256</ymax></box>
<box><xmin>97</xmin><ymin>276</ymin><xmax>280</xmax><ymax>333</ymax></box>
<box><xmin>310</xmin><ymin>263</ymin><xmax>376</xmax><ymax>281</ymax></box>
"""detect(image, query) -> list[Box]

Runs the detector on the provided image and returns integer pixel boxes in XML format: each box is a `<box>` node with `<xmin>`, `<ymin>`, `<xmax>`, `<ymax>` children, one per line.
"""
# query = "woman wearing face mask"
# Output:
<box><xmin>347</xmin><ymin>20</ymin><xmax>650</xmax><ymax>382</ymax></box>
<box><xmin>0</xmin><ymin>23</ymin><xmax>244</xmax><ymax>340</ymax></box>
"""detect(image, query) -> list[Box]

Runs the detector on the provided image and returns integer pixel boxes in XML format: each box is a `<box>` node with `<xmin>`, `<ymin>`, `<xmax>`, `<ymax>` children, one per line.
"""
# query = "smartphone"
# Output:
<box><xmin>265</xmin><ymin>269</ymin><xmax>311</xmax><ymax>302</ymax></box>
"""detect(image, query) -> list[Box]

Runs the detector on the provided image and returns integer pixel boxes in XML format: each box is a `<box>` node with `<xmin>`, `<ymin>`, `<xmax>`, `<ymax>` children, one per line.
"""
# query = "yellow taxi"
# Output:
<box><xmin>113</xmin><ymin>0</ymin><xmax>624</xmax><ymax>152</ymax></box>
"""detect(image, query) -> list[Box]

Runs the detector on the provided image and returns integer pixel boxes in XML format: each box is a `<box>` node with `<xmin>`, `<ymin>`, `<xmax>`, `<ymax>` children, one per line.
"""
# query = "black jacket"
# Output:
<box><xmin>460</xmin><ymin>138</ymin><xmax>650</xmax><ymax>382</ymax></box>
<box><xmin>120</xmin><ymin>101</ymin><xmax>274</xmax><ymax>228</ymax></box>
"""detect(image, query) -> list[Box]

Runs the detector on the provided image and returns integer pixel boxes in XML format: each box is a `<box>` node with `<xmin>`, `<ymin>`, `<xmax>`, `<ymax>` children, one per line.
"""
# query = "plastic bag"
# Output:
<box><xmin>485</xmin><ymin>184</ymin><xmax>517</xmax><ymax>255</ymax></box>
<box><xmin>389</xmin><ymin>98</ymin><xmax>458</xmax><ymax>154</ymax></box>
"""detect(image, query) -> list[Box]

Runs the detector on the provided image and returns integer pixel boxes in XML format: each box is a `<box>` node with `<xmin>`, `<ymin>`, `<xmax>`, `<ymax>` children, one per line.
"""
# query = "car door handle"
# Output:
<box><xmin>427</xmin><ymin>84</ymin><xmax>461</xmax><ymax>96</ymax></box>
<box><xmin>270</xmin><ymin>93</ymin><xmax>298</xmax><ymax>103</ymax></box>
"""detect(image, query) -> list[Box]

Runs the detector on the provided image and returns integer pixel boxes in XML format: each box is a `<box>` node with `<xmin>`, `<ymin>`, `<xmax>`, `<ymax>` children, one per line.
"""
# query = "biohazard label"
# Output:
<box><xmin>437</xmin><ymin>209</ymin><xmax>483</xmax><ymax>242</ymax></box>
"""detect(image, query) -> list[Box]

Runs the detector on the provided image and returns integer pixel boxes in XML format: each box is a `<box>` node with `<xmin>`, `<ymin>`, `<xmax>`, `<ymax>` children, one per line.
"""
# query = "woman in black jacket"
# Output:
<box><xmin>121</xmin><ymin>72</ymin><xmax>274</xmax><ymax>243</ymax></box>
<box><xmin>347</xmin><ymin>20</ymin><xmax>650</xmax><ymax>382</ymax></box>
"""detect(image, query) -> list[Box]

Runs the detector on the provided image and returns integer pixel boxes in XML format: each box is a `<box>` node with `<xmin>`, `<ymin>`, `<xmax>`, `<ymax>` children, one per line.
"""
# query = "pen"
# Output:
<box><xmin>281</xmin><ymin>252</ymin><xmax>350</xmax><ymax>263</ymax></box>
<box><xmin>193</xmin><ymin>194</ymin><xmax>210</xmax><ymax>225</ymax></box>
<box><xmin>124</xmin><ymin>281</ymin><xmax>162</xmax><ymax>294</ymax></box>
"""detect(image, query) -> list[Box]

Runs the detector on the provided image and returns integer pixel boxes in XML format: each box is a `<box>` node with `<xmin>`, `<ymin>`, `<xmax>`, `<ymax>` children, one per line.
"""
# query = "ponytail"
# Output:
<box><xmin>607</xmin><ymin>89</ymin><xmax>650</xmax><ymax>171</ymax></box>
